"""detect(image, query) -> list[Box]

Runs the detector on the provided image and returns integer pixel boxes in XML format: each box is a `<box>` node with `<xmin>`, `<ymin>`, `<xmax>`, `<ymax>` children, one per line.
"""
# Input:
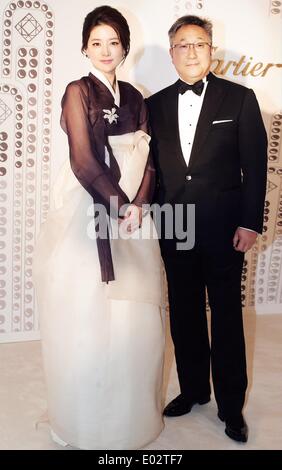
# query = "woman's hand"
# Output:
<box><xmin>119</xmin><ymin>204</ymin><xmax>143</xmax><ymax>233</ymax></box>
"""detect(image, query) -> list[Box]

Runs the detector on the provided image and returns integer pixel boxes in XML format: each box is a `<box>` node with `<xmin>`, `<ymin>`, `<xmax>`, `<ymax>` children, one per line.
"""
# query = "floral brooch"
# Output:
<box><xmin>103</xmin><ymin>107</ymin><xmax>118</xmax><ymax>124</ymax></box>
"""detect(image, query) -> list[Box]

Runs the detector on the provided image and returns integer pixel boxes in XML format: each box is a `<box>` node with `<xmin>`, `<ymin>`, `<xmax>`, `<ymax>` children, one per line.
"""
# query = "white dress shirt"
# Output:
<box><xmin>178</xmin><ymin>77</ymin><xmax>208</xmax><ymax>166</ymax></box>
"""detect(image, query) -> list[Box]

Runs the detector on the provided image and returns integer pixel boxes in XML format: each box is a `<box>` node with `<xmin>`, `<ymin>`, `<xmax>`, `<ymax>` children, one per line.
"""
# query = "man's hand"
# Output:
<box><xmin>233</xmin><ymin>227</ymin><xmax>257</xmax><ymax>252</ymax></box>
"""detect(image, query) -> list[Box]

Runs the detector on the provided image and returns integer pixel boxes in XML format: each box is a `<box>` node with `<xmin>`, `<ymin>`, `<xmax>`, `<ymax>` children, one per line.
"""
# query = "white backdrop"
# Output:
<box><xmin>0</xmin><ymin>0</ymin><xmax>281</xmax><ymax>342</ymax></box>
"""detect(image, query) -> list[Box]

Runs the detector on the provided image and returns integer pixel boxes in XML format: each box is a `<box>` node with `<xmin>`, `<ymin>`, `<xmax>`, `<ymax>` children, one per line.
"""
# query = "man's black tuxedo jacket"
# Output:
<box><xmin>146</xmin><ymin>73</ymin><xmax>267</xmax><ymax>234</ymax></box>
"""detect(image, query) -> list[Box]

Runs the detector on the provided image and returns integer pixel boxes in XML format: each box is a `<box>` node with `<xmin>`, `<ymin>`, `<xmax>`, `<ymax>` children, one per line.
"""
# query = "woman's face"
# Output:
<box><xmin>85</xmin><ymin>24</ymin><xmax>124</xmax><ymax>79</ymax></box>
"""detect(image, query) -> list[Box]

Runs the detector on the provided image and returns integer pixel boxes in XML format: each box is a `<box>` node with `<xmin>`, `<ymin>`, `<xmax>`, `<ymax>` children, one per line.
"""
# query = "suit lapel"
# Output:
<box><xmin>163</xmin><ymin>81</ymin><xmax>187</xmax><ymax>170</ymax></box>
<box><xmin>188</xmin><ymin>73</ymin><xmax>227</xmax><ymax>170</ymax></box>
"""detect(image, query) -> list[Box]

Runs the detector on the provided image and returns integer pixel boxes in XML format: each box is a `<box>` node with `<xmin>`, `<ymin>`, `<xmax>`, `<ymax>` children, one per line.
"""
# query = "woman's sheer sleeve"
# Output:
<box><xmin>60</xmin><ymin>82</ymin><xmax>129</xmax><ymax>217</ymax></box>
<box><xmin>131</xmin><ymin>99</ymin><xmax>156</xmax><ymax>208</ymax></box>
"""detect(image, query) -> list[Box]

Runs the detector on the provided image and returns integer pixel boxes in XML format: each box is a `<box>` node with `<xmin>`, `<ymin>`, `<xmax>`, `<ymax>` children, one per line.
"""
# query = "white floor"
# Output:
<box><xmin>0</xmin><ymin>313</ymin><xmax>281</xmax><ymax>450</ymax></box>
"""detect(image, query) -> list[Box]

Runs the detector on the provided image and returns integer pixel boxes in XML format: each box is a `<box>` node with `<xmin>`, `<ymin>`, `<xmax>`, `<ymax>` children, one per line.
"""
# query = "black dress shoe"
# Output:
<box><xmin>218</xmin><ymin>411</ymin><xmax>248</xmax><ymax>443</ymax></box>
<box><xmin>163</xmin><ymin>394</ymin><xmax>210</xmax><ymax>417</ymax></box>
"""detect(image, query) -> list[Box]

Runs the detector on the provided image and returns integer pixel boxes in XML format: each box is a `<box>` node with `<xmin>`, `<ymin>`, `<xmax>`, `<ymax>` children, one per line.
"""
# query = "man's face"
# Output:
<box><xmin>170</xmin><ymin>24</ymin><xmax>212</xmax><ymax>83</ymax></box>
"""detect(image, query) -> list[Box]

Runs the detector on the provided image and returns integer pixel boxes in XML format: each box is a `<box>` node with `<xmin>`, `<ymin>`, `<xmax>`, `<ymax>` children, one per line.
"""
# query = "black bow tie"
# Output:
<box><xmin>178</xmin><ymin>79</ymin><xmax>204</xmax><ymax>96</ymax></box>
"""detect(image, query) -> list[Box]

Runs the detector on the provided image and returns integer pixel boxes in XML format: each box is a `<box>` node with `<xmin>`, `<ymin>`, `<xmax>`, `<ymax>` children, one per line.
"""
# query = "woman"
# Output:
<box><xmin>33</xmin><ymin>6</ymin><xmax>165</xmax><ymax>450</ymax></box>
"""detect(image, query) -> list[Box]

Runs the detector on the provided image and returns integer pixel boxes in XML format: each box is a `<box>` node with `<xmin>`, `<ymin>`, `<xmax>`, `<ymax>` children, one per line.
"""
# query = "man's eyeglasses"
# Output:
<box><xmin>171</xmin><ymin>42</ymin><xmax>212</xmax><ymax>53</ymax></box>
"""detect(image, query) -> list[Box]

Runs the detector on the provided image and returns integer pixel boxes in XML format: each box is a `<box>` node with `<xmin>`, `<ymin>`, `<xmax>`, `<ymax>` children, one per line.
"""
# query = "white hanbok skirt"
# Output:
<box><xmin>33</xmin><ymin>131</ymin><xmax>165</xmax><ymax>449</ymax></box>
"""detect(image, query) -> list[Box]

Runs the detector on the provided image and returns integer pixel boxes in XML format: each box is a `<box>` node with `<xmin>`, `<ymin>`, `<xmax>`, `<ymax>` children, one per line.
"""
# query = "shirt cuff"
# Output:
<box><xmin>239</xmin><ymin>226</ymin><xmax>257</xmax><ymax>234</ymax></box>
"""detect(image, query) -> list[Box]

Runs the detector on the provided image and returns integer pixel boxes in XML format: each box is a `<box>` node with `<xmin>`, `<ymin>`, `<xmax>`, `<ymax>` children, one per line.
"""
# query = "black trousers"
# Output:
<box><xmin>160</xmin><ymin>211</ymin><xmax>248</xmax><ymax>418</ymax></box>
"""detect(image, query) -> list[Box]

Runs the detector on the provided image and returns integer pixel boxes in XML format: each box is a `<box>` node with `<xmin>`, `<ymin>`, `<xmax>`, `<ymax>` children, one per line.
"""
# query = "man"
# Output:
<box><xmin>146</xmin><ymin>15</ymin><xmax>267</xmax><ymax>443</ymax></box>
